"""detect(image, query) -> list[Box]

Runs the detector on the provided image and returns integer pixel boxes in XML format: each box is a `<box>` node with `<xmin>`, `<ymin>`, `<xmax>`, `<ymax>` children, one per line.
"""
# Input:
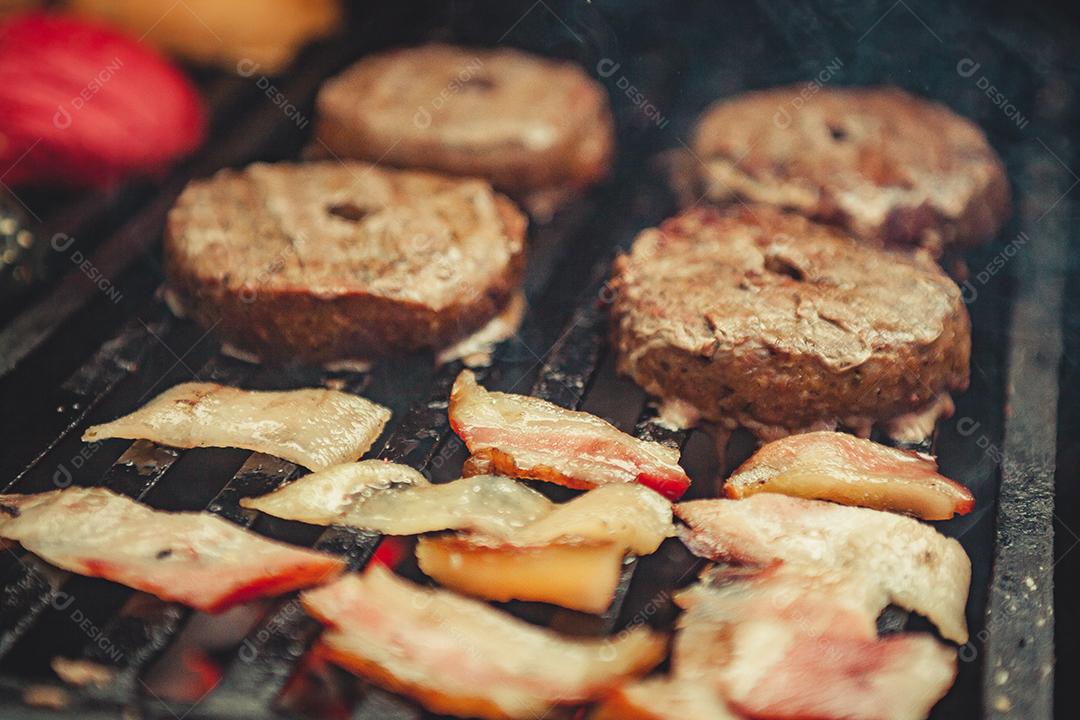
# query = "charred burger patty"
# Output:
<box><xmin>610</xmin><ymin>205</ymin><xmax>970</xmax><ymax>439</ymax></box>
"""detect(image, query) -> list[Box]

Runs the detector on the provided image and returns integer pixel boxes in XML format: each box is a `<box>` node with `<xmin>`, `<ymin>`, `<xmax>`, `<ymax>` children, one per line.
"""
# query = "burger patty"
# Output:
<box><xmin>315</xmin><ymin>44</ymin><xmax>614</xmax><ymax>213</ymax></box>
<box><xmin>610</xmin><ymin>206</ymin><xmax>970</xmax><ymax>439</ymax></box>
<box><xmin>689</xmin><ymin>86</ymin><xmax>1010</xmax><ymax>254</ymax></box>
<box><xmin>165</xmin><ymin>161</ymin><xmax>527</xmax><ymax>364</ymax></box>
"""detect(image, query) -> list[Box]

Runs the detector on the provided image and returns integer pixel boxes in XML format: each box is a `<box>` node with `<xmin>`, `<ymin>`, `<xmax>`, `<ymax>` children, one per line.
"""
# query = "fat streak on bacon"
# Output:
<box><xmin>0</xmin><ymin>488</ymin><xmax>344</xmax><ymax>612</ymax></box>
<box><xmin>83</xmin><ymin>382</ymin><xmax>391</xmax><ymax>471</ymax></box>
<box><xmin>676</xmin><ymin>494</ymin><xmax>971</xmax><ymax>643</ymax></box>
<box><xmin>449</xmin><ymin>370</ymin><xmax>690</xmax><ymax>499</ymax></box>
<box><xmin>724</xmin><ymin>431</ymin><xmax>974</xmax><ymax>520</ymax></box>
<box><xmin>301</xmin><ymin>566</ymin><xmax>666</xmax><ymax>720</ymax></box>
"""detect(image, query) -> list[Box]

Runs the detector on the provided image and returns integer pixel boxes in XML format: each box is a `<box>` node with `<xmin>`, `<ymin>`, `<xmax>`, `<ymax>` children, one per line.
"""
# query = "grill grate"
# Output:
<box><xmin>0</xmin><ymin>2</ymin><xmax>1074</xmax><ymax>719</ymax></box>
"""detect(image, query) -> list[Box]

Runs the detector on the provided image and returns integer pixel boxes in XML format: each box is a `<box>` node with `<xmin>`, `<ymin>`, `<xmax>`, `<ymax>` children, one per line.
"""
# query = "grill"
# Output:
<box><xmin>0</xmin><ymin>2</ymin><xmax>1073</xmax><ymax>719</ymax></box>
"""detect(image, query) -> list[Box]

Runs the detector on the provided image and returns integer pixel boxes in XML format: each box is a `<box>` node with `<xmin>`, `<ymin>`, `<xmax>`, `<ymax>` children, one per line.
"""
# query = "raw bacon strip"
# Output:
<box><xmin>672</xmin><ymin>567</ymin><xmax>956</xmax><ymax>720</ymax></box>
<box><xmin>724</xmin><ymin>431</ymin><xmax>974</xmax><ymax>520</ymax></box>
<box><xmin>0</xmin><ymin>488</ymin><xmax>343</xmax><ymax>613</ymax></box>
<box><xmin>244</xmin><ymin>469</ymin><xmax>552</xmax><ymax>538</ymax></box>
<box><xmin>83</xmin><ymin>382</ymin><xmax>391</xmax><ymax>471</ymax></box>
<box><xmin>301</xmin><ymin>567</ymin><xmax>666</xmax><ymax>720</ymax></box>
<box><xmin>676</xmin><ymin>494</ymin><xmax>971</xmax><ymax>643</ymax></box>
<box><xmin>449</xmin><ymin>370</ymin><xmax>690</xmax><ymax>499</ymax></box>
<box><xmin>593</xmin><ymin>678</ymin><xmax>741</xmax><ymax>720</ymax></box>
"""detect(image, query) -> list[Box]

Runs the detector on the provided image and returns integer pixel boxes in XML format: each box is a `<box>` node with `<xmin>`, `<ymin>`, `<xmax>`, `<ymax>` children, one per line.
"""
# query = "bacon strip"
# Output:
<box><xmin>243</xmin><ymin>465</ymin><xmax>673</xmax><ymax>552</ymax></box>
<box><xmin>245</xmin><ymin>466</ymin><xmax>673</xmax><ymax>613</ymax></box>
<box><xmin>243</xmin><ymin>467</ymin><xmax>552</xmax><ymax>537</ymax></box>
<box><xmin>676</xmin><ymin>494</ymin><xmax>971</xmax><ymax>643</ymax></box>
<box><xmin>724</xmin><ymin>431</ymin><xmax>974</xmax><ymax>520</ymax></box>
<box><xmin>0</xmin><ymin>488</ymin><xmax>343</xmax><ymax>612</ymax></box>
<box><xmin>301</xmin><ymin>567</ymin><xmax>666</xmax><ymax>720</ymax></box>
<box><xmin>717</xmin><ymin>630</ymin><xmax>955</xmax><ymax>720</ymax></box>
<box><xmin>83</xmin><ymin>382</ymin><xmax>391</xmax><ymax>471</ymax></box>
<box><xmin>672</xmin><ymin>566</ymin><xmax>957</xmax><ymax>720</ymax></box>
<box><xmin>449</xmin><ymin>370</ymin><xmax>690</xmax><ymax>499</ymax></box>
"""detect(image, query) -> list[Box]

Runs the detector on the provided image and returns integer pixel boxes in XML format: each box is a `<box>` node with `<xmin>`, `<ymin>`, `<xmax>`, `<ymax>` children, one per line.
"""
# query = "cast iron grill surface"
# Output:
<box><xmin>0</xmin><ymin>2</ymin><xmax>1074</xmax><ymax>719</ymax></box>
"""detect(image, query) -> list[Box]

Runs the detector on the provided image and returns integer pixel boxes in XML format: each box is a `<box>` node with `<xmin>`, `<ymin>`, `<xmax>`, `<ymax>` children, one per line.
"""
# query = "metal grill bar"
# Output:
<box><xmin>980</xmin><ymin>111</ymin><xmax>1067</xmax><ymax>720</ymax></box>
<box><xmin>530</xmin><ymin>301</ymin><xmax>607</xmax><ymax>410</ymax></box>
<box><xmin>0</xmin><ymin>304</ymin><xmax>173</xmax><ymax>490</ymax></box>
<box><xmin>0</xmin><ymin>562</ymin><xmax>56</xmax><ymax>662</ymax></box>
<box><xmin>0</xmin><ymin>352</ymin><xmax>243</xmax><ymax>663</ymax></box>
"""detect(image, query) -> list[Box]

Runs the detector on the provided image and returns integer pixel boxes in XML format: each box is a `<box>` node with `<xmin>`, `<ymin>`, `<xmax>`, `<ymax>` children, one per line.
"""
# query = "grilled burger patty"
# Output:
<box><xmin>690</xmin><ymin>85</ymin><xmax>1010</xmax><ymax>253</ymax></box>
<box><xmin>610</xmin><ymin>205</ymin><xmax>970</xmax><ymax>438</ymax></box>
<box><xmin>165</xmin><ymin>161</ymin><xmax>526</xmax><ymax>364</ymax></box>
<box><xmin>315</xmin><ymin>44</ymin><xmax>614</xmax><ymax>208</ymax></box>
